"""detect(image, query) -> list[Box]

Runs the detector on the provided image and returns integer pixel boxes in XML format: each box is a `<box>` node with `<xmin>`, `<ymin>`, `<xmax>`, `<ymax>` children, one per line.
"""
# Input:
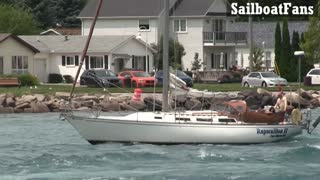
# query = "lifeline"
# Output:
<box><xmin>231</xmin><ymin>3</ymin><xmax>314</xmax><ymax>15</ymax></box>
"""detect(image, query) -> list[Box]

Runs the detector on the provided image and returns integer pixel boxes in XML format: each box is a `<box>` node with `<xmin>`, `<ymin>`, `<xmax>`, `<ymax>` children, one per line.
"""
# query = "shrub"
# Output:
<box><xmin>48</xmin><ymin>73</ymin><xmax>63</xmax><ymax>83</ymax></box>
<box><xmin>63</xmin><ymin>75</ymin><xmax>74</xmax><ymax>84</ymax></box>
<box><xmin>18</xmin><ymin>74</ymin><xmax>39</xmax><ymax>86</ymax></box>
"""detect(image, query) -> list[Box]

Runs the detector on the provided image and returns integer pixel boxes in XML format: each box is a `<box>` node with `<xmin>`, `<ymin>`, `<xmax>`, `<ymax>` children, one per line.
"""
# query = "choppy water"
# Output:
<box><xmin>1</xmin><ymin>111</ymin><xmax>320</xmax><ymax>180</ymax></box>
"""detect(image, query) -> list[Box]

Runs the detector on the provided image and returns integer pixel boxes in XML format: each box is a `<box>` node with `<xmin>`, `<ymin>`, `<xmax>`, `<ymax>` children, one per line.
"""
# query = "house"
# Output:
<box><xmin>79</xmin><ymin>0</ymin><xmax>312</xmax><ymax>73</ymax></box>
<box><xmin>0</xmin><ymin>33</ymin><xmax>155</xmax><ymax>83</ymax></box>
<box><xmin>0</xmin><ymin>34</ymin><xmax>39</xmax><ymax>76</ymax></box>
<box><xmin>79</xmin><ymin>0</ymin><xmax>247</xmax><ymax>71</ymax></box>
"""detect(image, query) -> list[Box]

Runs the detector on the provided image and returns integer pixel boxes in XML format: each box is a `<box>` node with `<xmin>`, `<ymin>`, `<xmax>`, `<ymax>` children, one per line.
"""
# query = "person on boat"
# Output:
<box><xmin>274</xmin><ymin>91</ymin><xmax>287</xmax><ymax>112</ymax></box>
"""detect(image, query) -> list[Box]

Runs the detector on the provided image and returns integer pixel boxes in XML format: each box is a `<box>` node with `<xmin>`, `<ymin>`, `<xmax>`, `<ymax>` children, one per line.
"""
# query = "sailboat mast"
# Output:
<box><xmin>162</xmin><ymin>0</ymin><xmax>170</xmax><ymax>111</ymax></box>
<box><xmin>69</xmin><ymin>0</ymin><xmax>103</xmax><ymax>99</ymax></box>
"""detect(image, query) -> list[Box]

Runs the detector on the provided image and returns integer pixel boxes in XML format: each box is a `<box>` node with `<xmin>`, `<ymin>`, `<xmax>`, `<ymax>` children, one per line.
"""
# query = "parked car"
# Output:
<box><xmin>155</xmin><ymin>70</ymin><xmax>193</xmax><ymax>87</ymax></box>
<box><xmin>242</xmin><ymin>72</ymin><xmax>288</xmax><ymax>87</ymax></box>
<box><xmin>305</xmin><ymin>68</ymin><xmax>320</xmax><ymax>85</ymax></box>
<box><xmin>118</xmin><ymin>70</ymin><xmax>155</xmax><ymax>87</ymax></box>
<box><xmin>80</xmin><ymin>69</ymin><xmax>121</xmax><ymax>87</ymax></box>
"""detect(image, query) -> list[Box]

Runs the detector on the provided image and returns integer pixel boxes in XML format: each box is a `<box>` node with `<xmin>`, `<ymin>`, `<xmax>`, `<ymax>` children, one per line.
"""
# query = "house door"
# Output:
<box><xmin>34</xmin><ymin>59</ymin><xmax>46</xmax><ymax>83</ymax></box>
<box><xmin>114</xmin><ymin>58</ymin><xmax>124</xmax><ymax>73</ymax></box>
<box><xmin>0</xmin><ymin>57</ymin><xmax>3</xmax><ymax>74</ymax></box>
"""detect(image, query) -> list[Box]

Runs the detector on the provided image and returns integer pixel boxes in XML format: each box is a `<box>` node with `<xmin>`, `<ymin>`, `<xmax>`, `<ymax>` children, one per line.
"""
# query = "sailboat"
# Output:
<box><xmin>61</xmin><ymin>0</ymin><xmax>320</xmax><ymax>145</ymax></box>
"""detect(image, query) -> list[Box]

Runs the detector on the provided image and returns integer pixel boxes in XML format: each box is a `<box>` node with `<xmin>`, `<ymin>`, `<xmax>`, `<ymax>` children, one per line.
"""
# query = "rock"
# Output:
<box><xmin>0</xmin><ymin>106</ymin><xmax>14</xmax><ymax>113</ymax></box>
<box><xmin>123</xmin><ymin>101</ymin><xmax>146</xmax><ymax>111</ymax></box>
<box><xmin>257</xmin><ymin>88</ymin><xmax>272</xmax><ymax>96</ymax></box>
<box><xmin>71</xmin><ymin>101</ymin><xmax>82</xmax><ymax>109</ymax></box>
<box><xmin>15</xmin><ymin>102</ymin><xmax>30</xmax><ymax>109</ymax></box>
<box><xmin>312</xmin><ymin>93</ymin><xmax>320</xmax><ymax>99</ymax></box>
<box><xmin>55</xmin><ymin>92</ymin><xmax>70</xmax><ymax>101</ymax></box>
<box><xmin>185</xmin><ymin>99</ymin><xmax>201</xmax><ymax>110</ymax></box>
<box><xmin>99</xmin><ymin>102</ymin><xmax>121</xmax><ymax>111</ymax></box>
<box><xmin>76</xmin><ymin>107</ymin><xmax>90</xmax><ymax>111</ymax></box>
<box><xmin>174</xmin><ymin>95</ymin><xmax>187</xmax><ymax>104</ymax></box>
<box><xmin>310</xmin><ymin>98</ymin><xmax>320</xmax><ymax>108</ymax></box>
<box><xmin>29</xmin><ymin>102</ymin><xmax>50</xmax><ymax>113</ymax></box>
<box><xmin>34</xmin><ymin>94</ymin><xmax>46</xmax><ymax>102</ymax></box>
<box><xmin>285</xmin><ymin>93</ymin><xmax>310</xmax><ymax>108</ymax></box>
<box><xmin>79</xmin><ymin>95</ymin><xmax>99</xmax><ymax>102</ymax></box>
<box><xmin>238</xmin><ymin>90</ymin><xmax>259</xmax><ymax>98</ymax></box>
<box><xmin>14</xmin><ymin>108</ymin><xmax>24</xmax><ymax>113</ymax></box>
<box><xmin>5</xmin><ymin>97</ymin><xmax>15</xmax><ymax>107</ymax></box>
<box><xmin>22</xmin><ymin>95</ymin><xmax>36</xmax><ymax>103</ymax></box>
<box><xmin>301</xmin><ymin>91</ymin><xmax>313</xmax><ymax>100</ymax></box>
<box><xmin>81</xmin><ymin>100</ymin><xmax>95</xmax><ymax>107</ymax></box>
<box><xmin>0</xmin><ymin>94</ymin><xmax>6</xmax><ymax>106</ymax></box>
<box><xmin>260</xmin><ymin>95</ymin><xmax>273</xmax><ymax>107</ymax></box>
<box><xmin>244</xmin><ymin>96</ymin><xmax>260</xmax><ymax>108</ymax></box>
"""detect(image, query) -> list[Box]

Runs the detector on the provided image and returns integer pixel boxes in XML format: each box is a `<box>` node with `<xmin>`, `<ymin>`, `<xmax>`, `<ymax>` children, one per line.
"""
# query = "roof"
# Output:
<box><xmin>79</xmin><ymin>0</ymin><xmax>166</xmax><ymax>18</ymax></box>
<box><xmin>19</xmin><ymin>35</ymin><xmax>156</xmax><ymax>54</ymax></box>
<box><xmin>40</xmin><ymin>28</ymin><xmax>81</xmax><ymax>36</ymax></box>
<box><xmin>229</xmin><ymin>21</ymin><xmax>309</xmax><ymax>49</ymax></box>
<box><xmin>0</xmin><ymin>33</ymin><xmax>39</xmax><ymax>53</ymax></box>
<box><xmin>79</xmin><ymin>0</ymin><xmax>228</xmax><ymax>18</ymax></box>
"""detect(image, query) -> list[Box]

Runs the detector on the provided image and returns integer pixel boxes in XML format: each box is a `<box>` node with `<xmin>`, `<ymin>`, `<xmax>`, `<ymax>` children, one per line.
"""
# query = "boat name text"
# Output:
<box><xmin>257</xmin><ymin>128</ymin><xmax>288</xmax><ymax>137</ymax></box>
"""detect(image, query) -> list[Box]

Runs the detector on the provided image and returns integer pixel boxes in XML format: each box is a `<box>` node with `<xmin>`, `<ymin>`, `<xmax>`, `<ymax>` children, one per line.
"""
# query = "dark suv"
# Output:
<box><xmin>80</xmin><ymin>69</ymin><xmax>121</xmax><ymax>87</ymax></box>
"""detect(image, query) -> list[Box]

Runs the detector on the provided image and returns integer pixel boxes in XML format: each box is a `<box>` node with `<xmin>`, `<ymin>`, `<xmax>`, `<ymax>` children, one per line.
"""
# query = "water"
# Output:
<box><xmin>1</xmin><ymin>112</ymin><xmax>320</xmax><ymax>180</ymax></box>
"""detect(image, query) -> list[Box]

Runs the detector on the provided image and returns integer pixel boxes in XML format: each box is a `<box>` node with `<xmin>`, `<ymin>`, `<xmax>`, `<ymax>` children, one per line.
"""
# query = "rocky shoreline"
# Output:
<box><xmin>1</xmin><ymin>88</ymin><xmax>320</xmax><ymax>114</ymax></box>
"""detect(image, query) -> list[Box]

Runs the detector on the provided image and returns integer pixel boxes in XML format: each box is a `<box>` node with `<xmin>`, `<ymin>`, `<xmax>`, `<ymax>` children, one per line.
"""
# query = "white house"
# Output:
<box><xmin>0</xmin><ymin>33</ymin><xmax>155</xmax><ymax>83</ymax></box>
<box><xmin>0</xmin><ymin>34</ymin><xmax>39</xmax><ymax>76</ymax></box>
<box><xmin>79</xmin><ymin>0</ymin><xmax>311</xmax><ymax>72</ymax></box>
<box><xmin>80</xmin><ymin>0</ymin><xmax>247</xmax><ymax>71</ymax></box>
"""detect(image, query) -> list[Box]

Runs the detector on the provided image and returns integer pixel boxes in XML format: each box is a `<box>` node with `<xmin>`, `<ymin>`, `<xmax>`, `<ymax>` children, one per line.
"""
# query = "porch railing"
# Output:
<box><xmin>203</xmin><ymin>32</ymin><xmax>247</xmax><ymax>45</ymax></box>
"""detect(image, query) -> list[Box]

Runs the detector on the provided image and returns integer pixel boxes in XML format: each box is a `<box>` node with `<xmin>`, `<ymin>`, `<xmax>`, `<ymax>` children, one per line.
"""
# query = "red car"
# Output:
<box><xmin>118</xmin><ymin>70</ymin><xmax>156</xmax><ymax>87</ymax></box>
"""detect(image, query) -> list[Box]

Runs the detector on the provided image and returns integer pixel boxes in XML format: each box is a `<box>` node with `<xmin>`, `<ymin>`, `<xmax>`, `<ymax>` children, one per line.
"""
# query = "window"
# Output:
<box><xmin>132</xmin><ymin>56</ymin><xmax>146</xmax><ymax>71</ymax></box>
<box><xmin>234</xmin><ymin>52</ymin><xmax>239</xmax><ymax>66</ymax></box>
<box><xmin>66</xmin><ymin>56</ymin><xmax>75</xmax><ymax>66</ymax></box>
<box><xmin>90</xmin><ymin>56</ymin><xmax>104</xmax><ymax>69</ymax></box>
<box><xmin>174</xmin><ymin>19</ymin><xmax>187</xmax><ymax>33</ymax></box>
<box><xmin>0</xmin><ymin>57</ymin><xmax>3</xmax><ymax>74</ymax></box>
<box><xmin>12</xmin><ymin>56</ymin><xmax>28</xmax><ymax>74</ymax></box>
<box><xmin>139</xmin><ymin>19</ymin><xmax>150</xmax><ymax>30</ymax></box>
<box><xmin>211</xmin><ymin>53</ymin><xmax>221</xmax><ymax>69</ymax></box>
<box><xmin>309</xmin><ymin>69</ymin><xmax>320</xmax><ymax>75</ymax></box>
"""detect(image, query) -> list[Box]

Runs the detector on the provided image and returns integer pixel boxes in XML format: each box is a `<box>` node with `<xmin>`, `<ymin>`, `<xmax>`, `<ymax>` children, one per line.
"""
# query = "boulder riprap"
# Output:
<box><xmin>0</xmin><ymin>89</ymin><xmax>319</xmax><ymax>114</ymax></box>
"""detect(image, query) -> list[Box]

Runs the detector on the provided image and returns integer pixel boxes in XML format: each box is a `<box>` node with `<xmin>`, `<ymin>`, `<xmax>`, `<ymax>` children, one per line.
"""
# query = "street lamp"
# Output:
<box><xmin>294</xmin><ymin>51</ymin><xmax>304</xmax><ymax>109</ymax></box>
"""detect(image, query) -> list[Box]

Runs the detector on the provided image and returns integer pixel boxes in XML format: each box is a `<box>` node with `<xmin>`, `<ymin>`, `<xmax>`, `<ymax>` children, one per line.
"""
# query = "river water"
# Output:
<box><xmin>1</xmin><ymin>111</ymin><xmax>320</xmax><ymax>180</ymax></box>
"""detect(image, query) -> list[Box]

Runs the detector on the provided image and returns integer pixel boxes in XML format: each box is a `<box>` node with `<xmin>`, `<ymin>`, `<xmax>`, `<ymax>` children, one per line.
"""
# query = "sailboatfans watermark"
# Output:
<box><xmin>231</xmin><ymin>3</ymin><xmax>314</xmax><ymax>16</ymax></box>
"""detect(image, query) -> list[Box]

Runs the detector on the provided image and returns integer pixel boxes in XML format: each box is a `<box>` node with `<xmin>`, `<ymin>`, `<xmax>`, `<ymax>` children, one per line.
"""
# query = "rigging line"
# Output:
<box><xmin>69</xmin><ymin>0</ymin><xmax>103</xmax><ymax>100</ymax></box>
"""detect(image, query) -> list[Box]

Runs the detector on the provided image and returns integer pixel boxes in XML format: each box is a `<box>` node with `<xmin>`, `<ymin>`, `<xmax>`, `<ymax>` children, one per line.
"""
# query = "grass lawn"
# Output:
<box><xmin>0</xmin><ymin>82</ymin><xmax>320</xmax><ymax>96</ymax></box>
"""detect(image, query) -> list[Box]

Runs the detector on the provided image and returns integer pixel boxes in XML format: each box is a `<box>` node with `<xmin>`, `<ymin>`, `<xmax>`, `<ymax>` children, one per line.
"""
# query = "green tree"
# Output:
<box><xmin>274</xmin><ymin>22</ymin><xmax>282</xmax><ymax>75</ymax></box>
<box><xmin>0</xmin><ymin>4</ymin><xmax>39</xmax><ymax>35</ymax></box>
<box><xmin>55</xmin><ymin>0</ymin><xmax>88</xmax><ymax>28</ymax></box>
<box><xmin>280</xmin><ymin>19</ymin><xmax>291</xmax><ymax>80</ymax></box>
<box><xmin>252</xmin><ymin>45</ymin><xmax>264</xmax><ymax>72</ymax></box>
<box><xmin>153</xmin><ymin>36</ymin><xmax>186</xmax><ymax>70</ymax></box>
<box><xmin>300</xmin><ymin>32</ymin><xmax>315</xmax><ymax>80</ymax></box>
<box><xmin>300</xmin><ymin>17</ymin><xmax>320</xmax><ymax>65</ymax></box>
<box><xmin>290</xmin><ymin>31</ymin><xmax>300</xmax><ymax>82</ymax></box>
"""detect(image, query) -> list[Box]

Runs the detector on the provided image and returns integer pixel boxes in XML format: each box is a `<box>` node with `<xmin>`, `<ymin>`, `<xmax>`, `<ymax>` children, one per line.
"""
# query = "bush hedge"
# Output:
<box><xmin>18</xmin><ymin>74</ymin><xmax>39</xmax><ymax>86</ymax></box>
<box><xmin>48</xmin><ymin>73</ymin><xmax>63</xmax><ymax>83</ymax></box>
<box><xmin>63</xmin><ymin>75</ymin><xmax>74</xmax><ymax>84</ymax></box>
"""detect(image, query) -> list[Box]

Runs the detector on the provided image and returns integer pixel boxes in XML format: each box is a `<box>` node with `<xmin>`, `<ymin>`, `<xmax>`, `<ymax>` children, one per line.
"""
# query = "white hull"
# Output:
<box><xmin>66</xmin><ymin>111</ymin><xmax>302</xmax><ymax>145</ymax></box>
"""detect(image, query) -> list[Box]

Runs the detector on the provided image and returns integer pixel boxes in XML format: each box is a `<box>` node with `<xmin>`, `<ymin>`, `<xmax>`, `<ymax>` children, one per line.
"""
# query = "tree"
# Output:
<box><xmin>55</xmin><ymin>0</ymin><xmax>88</xmax><ymax>28</ymax></box>
<box><xmin>300</xmin><ymin>17</ymin><xmax>320</xmax><ymax>65</ymax></box>
<box><xmin>300</xmin><ymin>32</ymin><xmax>315</xmax><ymax>81</ymax></box>
<box><xmin>0</xmin><ymin>4</ymin><xmax>39</xmax><ymax>35</ymax></box>
<box><xmin>290</xmin><ymin>31</ymin><xmax>300</xmax><ymax>82</ymax></box>
<box><xmin>274</xmin><ymin>22</ymin><xmax>282</xmax><ymax>75</ymax></box>
<box><xmin>280</xmin><ymin>19</ymin><xmax>291</xmax><ymax>80</ymax></box>
<box><xmin>252</xmin><ymin>45</ymin><xmax>264</xmax><ymax>72</ymax></box>
<box><xmin>191</xmin><ymin>53</ymin><xmax>202</xmax><ymax>71</ymax></box>
<box><xmin>153</xmin><ymin>36</ymin><xmax>186</xmax><ymax>70</ymax></box>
